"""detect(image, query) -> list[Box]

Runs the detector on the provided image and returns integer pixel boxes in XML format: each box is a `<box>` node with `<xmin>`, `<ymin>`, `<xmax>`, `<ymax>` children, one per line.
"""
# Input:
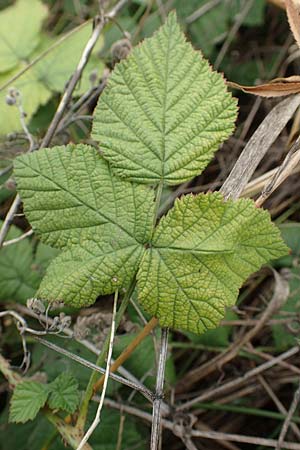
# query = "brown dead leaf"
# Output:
<box><xmin>227</xmin><ymin>76</ymin><xmax>300</xmax><ymax>97</ymax></box>
<box><xmin>286</xmin><ymin>0</ymin><xmax>300</xmax><ymax>49</ymax></box>
<box><xmin>268</xmin><ymin>0</ymin><xmax>285</xmax><ymax>8</ymax></box>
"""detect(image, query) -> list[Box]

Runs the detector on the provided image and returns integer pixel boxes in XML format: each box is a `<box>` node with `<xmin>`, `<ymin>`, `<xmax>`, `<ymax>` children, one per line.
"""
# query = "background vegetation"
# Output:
<box><xmin>0</xmin><ymin>1</ymin><xmax>300</xmax><ymax>449</ymax></box>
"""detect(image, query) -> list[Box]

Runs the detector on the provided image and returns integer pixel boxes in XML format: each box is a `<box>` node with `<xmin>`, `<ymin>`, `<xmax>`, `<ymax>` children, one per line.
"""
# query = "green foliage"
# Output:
<box><xmin>0</xmin><ymin>223</ymin><xmax>58</xmax><ymax>303</ymax></box>
<box><xmin>0</xmin><ymin>4</ymin><xmax>104</xmax><ymax>136</ymax></box>
<box><xmin>175</xmin><ymin>0</ymin><xmax>266</xmax><ymax>56</ymax></box>
<box><xmin>9</xmin><ymin>373</ymin><xmax>80</xmax><ymax>423</ymax></box>
<box><xmin>48</xmin><ymin>373</ymin><xmax>80</xmax><ymax>413</ymax></box>
<box><xmin>2</xmin><ymin>405</ymin><xmax>146</xmax><ymax>450</ymax></box>
<box><xmin>0</xmin><ymin>0</ymin><xmax>48</xmax><ymax>73</ymax></box>
<box><xmin>14</xmin><ymin>13</ymin><xmax>287</xmax><ymax>335</ymax></box>
<box><xmin>92</xmin><ymin>13</ymin><xmax>237</xmax><ymax>185</ymax></box>
<box><xmin>9</xmin><ymin>381</ymin><xmax>49</xmax><ymax>423</ymax></box>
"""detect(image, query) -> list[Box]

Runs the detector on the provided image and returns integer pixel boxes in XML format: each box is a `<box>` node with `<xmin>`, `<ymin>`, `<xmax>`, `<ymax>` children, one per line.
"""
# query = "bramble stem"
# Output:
<box><xmin>150</xmin><ymin>327</ymin><xmax>169</xmax><ymax>450</ymax></box>
<box><xmin>93</xmin><ymin>316</ymin><xmax>159</xmax><ymax>393</ymax></box>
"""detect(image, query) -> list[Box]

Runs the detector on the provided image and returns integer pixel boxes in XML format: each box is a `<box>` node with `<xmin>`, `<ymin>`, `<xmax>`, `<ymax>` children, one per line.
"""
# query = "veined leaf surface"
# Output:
<box><xmin>92</xmin><ymin>12</ymin><xmax>237</xmax><ymax>185</ymax></box>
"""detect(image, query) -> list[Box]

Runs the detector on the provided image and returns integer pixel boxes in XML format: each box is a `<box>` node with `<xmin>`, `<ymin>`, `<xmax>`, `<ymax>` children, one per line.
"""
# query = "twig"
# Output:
<box><xmin>150</xmin><ymin>327</ymin><xmax>169</xmax><ymax>450</ymax></box>
<box><xmin>76</xmin><ymin>289</ymin><xmax>118</xmax><ymax>450</ymax></box>
<box><xmin>104</xmin><ymin>398</ymin><xmax>300</xmax><ymax>450</ymax></box>
<box><xmin>33</xmin><ymin>336</ymin><xmax>154</xmax><ymax>402</ymax></box>
<box><xmin>185</xmin><ymin>0</ymin><xmax>222</xmax><ymax>24</ymax></box>
<box><xmin>277</xmin><ymin>379</ymin><xmax>300</xmax><ymax>450</ymax></box>
<box><xmin>215</xmin><ymin>0</ymin><xmax>255</xmax><ymax>69</ymax></box>
<box><xmin>0</xmin><ymin>165</ymin><xmax>13</xmax><ymax>177</ymax></box>
<box><xmin>93</xmin><ymin>317</ymin><xmax>159</xmax><ymax>393</ymax></box>
<box><xmin>0</xmin><ymin>22</ymin><xmax>93</xmax><ymax>93</ymax></box>
<box><xmin>2</xmin><ymin>229</ymin><xmax>33</xmax><ymax>247</ymax></box>
<box><xmin>259</xmin><ymin>375</ymin><xmax>300</xmax><ymax>440</ymax></box>
<box><xmin>255</xmin><ymin>136</ymin><xmax>300</xmax><ymax>206</ymax></box>
<box><xmin>176</xmin><ymin>270</ymin><xmax>289</xmax><ymax>392</ymax></box>
<box><xmin>221</xmin><ymin>95</ymin><xmax>300</xmax><ymax>200</ymax></box>
<box><xmin>177</xmin><ymin>346</ymin><xmax>299</xmax><ymax>411</ymax></box>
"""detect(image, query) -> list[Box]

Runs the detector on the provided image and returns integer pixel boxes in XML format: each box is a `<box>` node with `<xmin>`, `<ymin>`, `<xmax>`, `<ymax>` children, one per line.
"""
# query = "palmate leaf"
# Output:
<box><xmin>14</xmin><ymin>13</ymin><xmax>288</xmax><ymax>334</ymax></box>
<box><xmin>15</xmin><ymin>147</ymin><xmax>287</xmax><ymax>333</ymax></box>
<box><xmin>92</xmin><ymin>12</ymin><xmax>237</xmax><ymax>185</ymax></box>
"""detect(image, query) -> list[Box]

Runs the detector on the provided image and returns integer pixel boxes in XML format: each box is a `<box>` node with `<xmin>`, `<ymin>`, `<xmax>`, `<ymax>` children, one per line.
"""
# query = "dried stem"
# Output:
<box><xmin>150</xmin><ymin>327</ymin><xmax>169</xmax><ymax>450</ymax></box>
<box><xmin>93</xmin><ymin>316</ymin><xmax>159</xmax><ymax>393</ymax></box>
<box><xmin>34</xmin><ymin>336</ymin><xmax>154</xmax><ymax>402</ymax></box>
<box><xmin>76</xmin><ymin>289</ymin><xmax>118</xmax><ymax>450</ymax></box>
<box><xmin>277</xmin><ymin>379</ymin><xmax>300</xmax><ymax>450</ymax></box>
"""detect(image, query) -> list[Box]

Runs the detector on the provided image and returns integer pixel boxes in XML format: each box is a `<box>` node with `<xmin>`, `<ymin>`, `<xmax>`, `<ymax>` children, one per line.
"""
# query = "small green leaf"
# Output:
<box><xmin>48</xmin><ymin>373</ymin><xmax>80</xmax><ymax>413</ymax></box>
<box><xmin>9</xmin><ymin>381</ymin><xmax>49</xmax><ymax>423</ymax></box>
<box><xmin>0</xmin><ymin>222</ymin><xmax>58</xmax><ymax>303</ymax></box>
<box><xmin>138</xmin><ymin>193</ymin><xmax>288</xmax><ymax>334</ymax></box>
<box><xmin>92</xmin><ymin>12</ymin><xmax>237</xmax><ymax>185</ymax></box>
<box><xmin>0</xmin><ymin>0</ymin><xmax>47</xmax><ymax>73</ymax></box>
<box><xmin>14</xmin><ymin>144</ymin><xmax>154</xmax><ymax>307</ymax></box>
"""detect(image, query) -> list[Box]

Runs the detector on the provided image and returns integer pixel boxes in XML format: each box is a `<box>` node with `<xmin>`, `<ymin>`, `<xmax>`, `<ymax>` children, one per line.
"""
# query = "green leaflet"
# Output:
<box><xmin>9</xmin><ymin>381</ymin><xmax>49</xmax><ymax>423</ymax></box>
<box><xmin>14</xmin><ymin>144</ymin><xmax>154</xmax><ymax>307</ymax></box>
<box><xmin>0</xmin><ymin>0</ymin><xmax>47</xmax><ymax>73</ymax></box>
<box><xmin>137</xmin><ymin>193</ymin><xmax>287</xmax><ymax>334</ymax></box>
<box><xmin>92</xmin><ymin>12</ymin><xmax>237</xmax><ymax>185</ymax></box>
<box><xmin>14</xmin><ymin>13</ymin><xmax>288</xmax><ymax>334</ymax></box>
<box><xmin>48</xmin><ymin>373</ymin><xmax>80</xmax><ymax>414</ymax></box>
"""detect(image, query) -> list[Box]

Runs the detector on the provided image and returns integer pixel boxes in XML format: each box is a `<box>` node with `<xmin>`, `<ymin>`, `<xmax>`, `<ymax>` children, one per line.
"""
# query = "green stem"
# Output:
<box><xmin>76</xmin><ymin>279</ymin><xmax>136</xmax><ymax>432</ymax></box>
<box><xmin>45</xmin><ymin>410</ymin><xmax>92</xmax><ymax>450</ymax></box>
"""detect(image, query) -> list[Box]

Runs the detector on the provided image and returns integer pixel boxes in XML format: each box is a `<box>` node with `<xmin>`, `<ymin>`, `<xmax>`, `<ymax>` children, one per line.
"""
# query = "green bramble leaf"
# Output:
<box><xmin>14</xmin><ymin>13</ymin><xmax>288</xmax><ymax>334</ymax></box>
<box><xmin>14</xmin><ymin>144</ymin><xmax>154</xmax><ymax>307</ymax></box>
<box><xmin>9</xmin><ymin>381</ymin><xmax>49</xmax><ymax>423</ymax></box>
<box><xmin>92</xmin><ymin>12</ymin><xmax>237</xmax><ymax>185</ymax></box>
<box><xmin>137</xmin><ymin>193</ymin><xmax>288</xmax><ymax>334</ymax></box>
<box><xmin>48</xmin><ymin>373</ymin><xmax>80</xmax><ymax>414</ymax></box>
<box><xmin>0</xmin><ymin>0</ymin><xmax>47</xmax><ymax>73</ymax></box>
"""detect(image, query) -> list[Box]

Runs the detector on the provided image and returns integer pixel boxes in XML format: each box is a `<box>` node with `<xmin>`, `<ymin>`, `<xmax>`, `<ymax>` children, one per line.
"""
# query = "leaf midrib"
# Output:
<box><xmin>18</xmin><ymin>157</ymin><xmax>142</xmax><ymax>244</ymax></box>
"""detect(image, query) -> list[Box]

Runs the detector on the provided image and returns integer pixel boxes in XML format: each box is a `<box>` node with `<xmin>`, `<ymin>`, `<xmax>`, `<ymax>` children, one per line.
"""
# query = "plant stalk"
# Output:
<box><xmin>76</xmin><ymin>279</ymin><xmax>135</xmax><ymax>432</ymax></box>
<box><xmin>150</xmin><ymin>327</ymin><xmax>169</xmax><ymax>450</ymax></box>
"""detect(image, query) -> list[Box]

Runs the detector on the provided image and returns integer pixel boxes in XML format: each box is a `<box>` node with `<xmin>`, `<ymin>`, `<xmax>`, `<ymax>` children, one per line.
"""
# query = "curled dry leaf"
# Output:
<box><xmin>227</xmin><ymin>76</ymin><xmax>300</xmax><ymax>97</ymax></box>
<box><xmin>286</xmin><ymin>0</ymin><xmax>300</xmax><ymax>49</ymax></box>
